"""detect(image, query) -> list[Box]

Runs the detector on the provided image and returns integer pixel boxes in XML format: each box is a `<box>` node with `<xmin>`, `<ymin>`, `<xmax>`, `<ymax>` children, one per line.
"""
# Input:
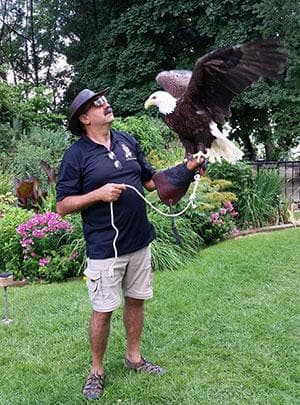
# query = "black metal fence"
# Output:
<box><xmin>249</xmin><ymin>161</ymin><xmax>300</xmax><ymax>206</ymax></box>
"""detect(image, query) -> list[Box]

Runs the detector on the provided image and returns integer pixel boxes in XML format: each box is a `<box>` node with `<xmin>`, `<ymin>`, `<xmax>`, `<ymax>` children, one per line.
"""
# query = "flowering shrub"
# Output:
<box><xmin>16</xmin><ymin>212</ymin><xmax>81</xmax><ymax>282</ymax></box>
<box><xmin>188</xmin><ymin>201</ymin><xmax>240</xmax><ymax>245</ymax></box>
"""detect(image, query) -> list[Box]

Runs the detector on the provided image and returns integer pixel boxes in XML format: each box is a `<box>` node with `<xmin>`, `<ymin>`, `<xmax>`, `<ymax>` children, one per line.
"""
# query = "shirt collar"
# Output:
<box><xmin>80</xmin><ymin>130</ymin><xmax>117</xmax><ymax>149</ymax></box>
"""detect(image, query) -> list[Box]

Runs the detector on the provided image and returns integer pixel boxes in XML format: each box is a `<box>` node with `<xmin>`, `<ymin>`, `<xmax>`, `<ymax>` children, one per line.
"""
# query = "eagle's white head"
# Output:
<box><xmin>144</xmin><ymin>91</ymin><xmax>177</xmax><ymax>115</ymax></box>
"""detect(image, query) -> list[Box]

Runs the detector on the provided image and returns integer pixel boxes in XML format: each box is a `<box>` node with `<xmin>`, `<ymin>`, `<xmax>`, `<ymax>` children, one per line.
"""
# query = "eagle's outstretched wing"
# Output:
<box><xmin>178</xmin><ymin>38</ymin><xmax>287</xmax><ymax>123</ymax></box>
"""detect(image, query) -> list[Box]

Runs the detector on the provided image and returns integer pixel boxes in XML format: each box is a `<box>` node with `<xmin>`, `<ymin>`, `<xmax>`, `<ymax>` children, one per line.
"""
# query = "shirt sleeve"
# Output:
<box><xmin>56</xmin><ymin>148</ymin><xmax>82</xmax><ymax>202</ymax></box>
<box><xmin>134</xmin><ymin>140</ymin><xmax>156</xmax><ymax>183</ymax></box>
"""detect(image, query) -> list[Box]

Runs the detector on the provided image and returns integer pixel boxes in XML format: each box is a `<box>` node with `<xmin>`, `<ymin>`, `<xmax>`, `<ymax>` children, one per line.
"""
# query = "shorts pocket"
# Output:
<box><xmin>84</xmin><ymin>260</ymin><xmax>102</xmax><ymax>293</ymax></box>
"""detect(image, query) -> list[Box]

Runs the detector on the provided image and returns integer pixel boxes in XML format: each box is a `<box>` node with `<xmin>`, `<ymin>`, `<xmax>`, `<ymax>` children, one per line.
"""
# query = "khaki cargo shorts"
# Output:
<box><xmin>84</xmin><ymin>245</ymin><xmax>153</xmax><ymax>312</ymax></box>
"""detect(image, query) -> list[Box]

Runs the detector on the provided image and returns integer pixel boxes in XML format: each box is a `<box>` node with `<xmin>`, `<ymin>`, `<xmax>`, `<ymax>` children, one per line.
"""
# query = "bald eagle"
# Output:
<box><xmin>144</xmin><ymin>38</ymin><xmax>287</xmax><ymax>163</ymax></box>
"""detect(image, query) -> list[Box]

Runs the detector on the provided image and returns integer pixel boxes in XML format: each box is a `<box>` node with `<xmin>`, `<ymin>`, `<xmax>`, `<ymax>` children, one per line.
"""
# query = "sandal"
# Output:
<box><xmin>124</xmin><ymin>356</ymin><xmax>166</xmax><ymax>375</ymax></box>
<box><xmin>82</xmin><ymin>373</ymin><xmax>105</xmax><ymax>399</ymax></box>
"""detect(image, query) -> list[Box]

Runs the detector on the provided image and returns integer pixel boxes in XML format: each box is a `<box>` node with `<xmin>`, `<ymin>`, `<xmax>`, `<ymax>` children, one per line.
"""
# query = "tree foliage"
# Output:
<box><xmin>0</xmin><ymin>0</ymin><xmax>72</xmax><ymax>103</ymax></box>
<box><xmin>59</xmin><ymin>0</ymin><xmax>299</xmax><ymax>159</ymax></box>
<box><xmin>0</xmin><ymin>0</ymin><xmax>299</xmax><ymax>159</ymax></box>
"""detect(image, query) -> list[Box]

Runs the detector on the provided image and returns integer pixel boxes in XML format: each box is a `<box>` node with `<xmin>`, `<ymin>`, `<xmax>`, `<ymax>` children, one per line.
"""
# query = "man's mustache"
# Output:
<box><xmin>104</xmin><ymin>107</ymin><xmax>113</xmax><ymax>115</ymax></box>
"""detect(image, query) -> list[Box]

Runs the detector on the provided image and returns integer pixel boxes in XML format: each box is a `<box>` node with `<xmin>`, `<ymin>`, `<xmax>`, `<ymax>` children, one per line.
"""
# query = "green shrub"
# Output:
<box><xmin>149</xmin><ymin>209</ymin><xmax>203</xmax><ymax>271</ymax></box>
<box><xmin>207</xmin><ymin>161</ymin><xmax>284</xmax><ymax>228</ymax></box>
<box><xmin>0</xmin><ymin>192</ymin><xmax>16</xmax><ymax>206</ymax></box>
<box><xmin>187</xmin><ymin>202</ymin><xmax>239</xmax><ymax>245</ymax></box>
<box><xmin>238</xmin><ymin>169</ymin><xmax>283</xmax><ymax>227</ymax></box>
<box><xmin>0</xmin><ymin>123</ymin><xmax>19</xmax><ymax>153</ymax></box>
<box><xmin>0</xmin><ymin>206</ymin><xmax>33</xmax><ymax>278</ymax></box>
<box><xmin>175</xmin><ymin>176</ymin><xmax>239</xmax><ymax>245</ymax></box>
<box><xmin>112</xmin><ymin>115</ymin><xmax>172</xmax><ymax>156</ymax></box>
<box><xmin>0</xmin><ymin>170</ymin><xmax>14</xmax><ymax>194</ymax></box>
<box><xmin>13</xmin><ymin>126</ymin><xmax>71</xmax><ymax>190</ymax></box>
<box><xmin>207</xmin><ymin>160</ymin><xmax>253</xmax><ymax>194</ymax></box>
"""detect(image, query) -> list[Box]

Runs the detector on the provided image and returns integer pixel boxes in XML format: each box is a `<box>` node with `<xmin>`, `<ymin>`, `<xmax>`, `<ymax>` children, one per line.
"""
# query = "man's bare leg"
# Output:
<box><xmin>89</xmin><ymin>310</ymin><xmax>112</xmax><ymax>375</ymax></box>
<box><xmin>123</xmin><ymin>297</ymin><xmax>144</xmax><ymax>363</ymax></box>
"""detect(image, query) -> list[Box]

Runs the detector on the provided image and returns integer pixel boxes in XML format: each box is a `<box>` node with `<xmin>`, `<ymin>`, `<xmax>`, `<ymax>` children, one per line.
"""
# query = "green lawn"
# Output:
<box><xmin>0</xmin><ymin>229</ymin><xmax>299</xmax><ymax>404</ymax></box>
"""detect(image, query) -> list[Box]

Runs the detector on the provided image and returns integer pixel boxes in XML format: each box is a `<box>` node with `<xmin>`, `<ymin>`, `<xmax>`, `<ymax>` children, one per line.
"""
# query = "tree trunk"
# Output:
<box><xmin>92</xmin><ymin>0</ymin><xmax>98</xmax><ymax>29</ymax></box>
<box><xmin>29</xmin><ymin>0</ymin><xmax>39</xmax><ymax>86</ymax></box>
<box><xmin>243</xmin><ymin>132</ymin><xmax>257</xmax><ymax>161</ymax></box>
<box><xmin>265</xmin><ymin>143</ymin><xmax>274</xmax><ymax>160</ymax></box>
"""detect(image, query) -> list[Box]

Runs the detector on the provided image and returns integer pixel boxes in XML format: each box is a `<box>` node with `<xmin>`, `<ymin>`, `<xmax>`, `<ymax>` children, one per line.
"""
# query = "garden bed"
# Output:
<box><xmin>232</xmin><ymin>220</ymin><xmax>300</xmax><ymax>238</ymax></box>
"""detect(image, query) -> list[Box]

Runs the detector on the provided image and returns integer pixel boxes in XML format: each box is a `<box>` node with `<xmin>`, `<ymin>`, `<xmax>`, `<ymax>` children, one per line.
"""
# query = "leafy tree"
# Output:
<box><xmin>0</xmin><ymin>0</ymin><xmax>72</xmax><ymax>104</ymax></box>
<box><xmin>61</xmin><ymin>0</ymin><xmax>299</xmax><ymax>159</ymax></box>
<box><xmin>0</xmin><ymin>81</ymin><xmax>65</xmax><ymax>156</ymax></box>
<box><xmin>1</xmin><ymin>0</ymin><xmax>299</xmax><ymax>159</ymax></box>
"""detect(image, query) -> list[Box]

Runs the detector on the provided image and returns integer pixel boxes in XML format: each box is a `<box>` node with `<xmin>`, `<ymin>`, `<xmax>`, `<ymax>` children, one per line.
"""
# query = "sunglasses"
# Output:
<box><xmin>108</xmin><ymin>151</ymin><xmax>123</xmax><ymax>170</ymax></box>
<box><xmin>93</xmin><ymin>95</ymin><xmax>108</xmax><ymax>107</ymax></box>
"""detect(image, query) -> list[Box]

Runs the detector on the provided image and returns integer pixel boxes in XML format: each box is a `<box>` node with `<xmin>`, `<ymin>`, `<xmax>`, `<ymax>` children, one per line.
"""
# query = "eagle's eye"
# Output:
<box><xmin>152</xmin><ymin>96</ymin><xmax>157</xmax><ymax>99</ymax></box>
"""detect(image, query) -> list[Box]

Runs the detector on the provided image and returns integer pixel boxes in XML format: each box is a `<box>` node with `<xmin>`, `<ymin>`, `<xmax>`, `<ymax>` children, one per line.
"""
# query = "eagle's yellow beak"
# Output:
<box><xmin>144</xmin><ymin>98</ymin><xmax>155</xmax><ymax>109</ymax></box>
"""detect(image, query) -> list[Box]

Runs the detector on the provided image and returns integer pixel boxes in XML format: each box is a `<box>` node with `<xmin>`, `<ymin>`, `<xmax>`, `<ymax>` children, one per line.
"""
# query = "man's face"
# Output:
<box><xmin>80</xmin><ymin>95</ymin><xmax>114</xmax><ymax>128</ymax></box>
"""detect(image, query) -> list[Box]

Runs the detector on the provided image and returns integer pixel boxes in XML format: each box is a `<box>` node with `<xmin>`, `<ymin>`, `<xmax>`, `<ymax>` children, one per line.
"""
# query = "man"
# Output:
<box><xmin>56</xmin><ymin>88</ymin><xmax>202</xmax><ymax>399</ymax></box>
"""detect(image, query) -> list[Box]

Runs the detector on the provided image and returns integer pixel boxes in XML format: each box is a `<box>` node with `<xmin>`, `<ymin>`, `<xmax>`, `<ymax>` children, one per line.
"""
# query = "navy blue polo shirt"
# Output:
<box><xmin>56</xmin><ymin>130</ymin><xmax>156</xmax><ymax>259</ymax></box>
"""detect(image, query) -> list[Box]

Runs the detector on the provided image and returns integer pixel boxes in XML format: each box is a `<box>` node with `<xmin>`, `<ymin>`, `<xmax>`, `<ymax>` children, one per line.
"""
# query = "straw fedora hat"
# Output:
<box><xmin>68</xmin><ymin>88</ymin><xmax>110</xmax><ymax>136</ymax></box>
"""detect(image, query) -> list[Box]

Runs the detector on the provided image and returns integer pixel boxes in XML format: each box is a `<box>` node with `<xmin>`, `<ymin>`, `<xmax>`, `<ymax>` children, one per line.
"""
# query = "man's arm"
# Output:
<box><xmin>56</xmin><ymin>183</ymin><xmax>126</xmax><ymax>217</ymax></box>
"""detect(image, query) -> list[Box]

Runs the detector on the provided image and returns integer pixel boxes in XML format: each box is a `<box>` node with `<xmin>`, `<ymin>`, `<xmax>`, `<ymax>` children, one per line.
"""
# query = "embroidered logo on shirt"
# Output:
<box><xmin>121</xmin><ymin>143</ymin><xmax>136</xmax><ymax>160</ymax></box>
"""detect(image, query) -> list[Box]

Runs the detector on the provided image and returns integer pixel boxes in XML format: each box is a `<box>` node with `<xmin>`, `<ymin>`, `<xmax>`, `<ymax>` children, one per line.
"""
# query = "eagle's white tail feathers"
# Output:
<box><xmin>208</xmin><ymin>122</ymin><xmax>244</xmax><ymax>164</ymax></box>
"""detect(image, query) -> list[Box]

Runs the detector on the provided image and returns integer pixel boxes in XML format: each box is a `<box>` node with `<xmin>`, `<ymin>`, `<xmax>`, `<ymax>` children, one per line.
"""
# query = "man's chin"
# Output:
<box><xmin>107</xmin><ymin>113</ymin><xmax>114</xmax><ymax>122</ymax></box>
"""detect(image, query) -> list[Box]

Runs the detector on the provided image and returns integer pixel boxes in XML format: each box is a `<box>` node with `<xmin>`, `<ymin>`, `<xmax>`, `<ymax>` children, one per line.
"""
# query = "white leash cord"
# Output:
<box><xmin>109</xmin><ymin>174</ymin><xmax>201</xmax><ymax>271</ymax></box>
<box><xmin>124</xmin><ymin>173</ymin><xmax>201</xmax><ymax>217</ymax></box>
<box><xmin>110</xmin><ymin>201</ymin><xmax>120</xmax><ymax>261</ymax></box>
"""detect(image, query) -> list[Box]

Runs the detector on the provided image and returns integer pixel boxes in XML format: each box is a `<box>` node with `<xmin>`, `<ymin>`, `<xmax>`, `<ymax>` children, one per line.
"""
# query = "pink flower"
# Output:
<box><xmin>68</xmin><ymin>251</ymin><xmax>79</xmax><ymax>262</ymax></box>
<box><xmin>219</xmin><ymin>207</ymin><xmax>227</xmax><ymax>215</ymax></box>
<box><xmin>210</xmin><ymin>213</ymin><xmax>219</xmax><ymax>222</ymax></box>
<box><xmin>17</xmin><ymin>212</ymin><xmax>73</xmax><ymax>263</ymax></box>
<box><xmin>231</xmin><ymin>210</ymin><xmax>238</xmax><ymax>217</ymax></box>
<box><xmin>231</xmin><ymin>227</ymin><xmax>240</xmax><ymax>236</ymax></box>
<box><xmin>21</xmin><ymin>238</ymin><xmax>33</xmax><ymax>247</ymax></box>
<box><xmin>39</xmin><ymin>257</ymin><xmax>50</xmax><ymax>267</ymax></box>
<box><xmin>32</xmin><ymin>229</ymin><xmax>45</xmax><ymax>238</ymax></box>
<box><xmin>224</xmin><ymin>201</ymin><xmax>234</xmax><ymax>212</ymax></box>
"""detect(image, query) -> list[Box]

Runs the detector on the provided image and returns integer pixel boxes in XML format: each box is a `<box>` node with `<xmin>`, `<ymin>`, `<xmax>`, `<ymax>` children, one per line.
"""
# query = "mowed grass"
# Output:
<box><xmin>0</xmin><ymin>228</ymin><xmax>299</xmax><ymax>404</ymax></box>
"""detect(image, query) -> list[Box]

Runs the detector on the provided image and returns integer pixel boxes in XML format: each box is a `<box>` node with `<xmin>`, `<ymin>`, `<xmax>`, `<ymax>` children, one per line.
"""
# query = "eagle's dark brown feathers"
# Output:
<box><xmin>145</xmin><ymin>38</ymin><xmax>287</xmax><ymax>162</ymax></box>
<box><xmin>181</xmin><ymin>38</ymin><xmax>287</xmax><ymax>124</ymax></box>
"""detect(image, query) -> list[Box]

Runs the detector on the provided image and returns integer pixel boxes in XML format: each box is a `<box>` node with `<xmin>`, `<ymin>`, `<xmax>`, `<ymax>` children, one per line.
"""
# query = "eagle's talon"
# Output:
<box><xmin>193</xmin><ymin>151</ymin><xmax>209</xmax><ymax>162</ymax></box>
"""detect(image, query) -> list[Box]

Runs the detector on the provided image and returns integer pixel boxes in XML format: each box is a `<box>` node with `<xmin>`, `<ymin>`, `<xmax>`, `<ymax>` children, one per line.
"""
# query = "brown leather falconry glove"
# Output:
<box><xmin>152</xmin><ymin>157</ymin><xmax>207</xmax><ymax>206</ymax></box>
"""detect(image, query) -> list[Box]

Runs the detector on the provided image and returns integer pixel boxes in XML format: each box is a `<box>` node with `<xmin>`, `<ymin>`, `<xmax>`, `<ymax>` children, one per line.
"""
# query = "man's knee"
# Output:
<box><xmin>91</xmin><ymin>310</ymin><xmax>113</xmax><ymax>325</ymax></box>
<box><xmin>125</xmin><ymin>297</ymin><xmax>144</xmax><ymax>307</ymax></box>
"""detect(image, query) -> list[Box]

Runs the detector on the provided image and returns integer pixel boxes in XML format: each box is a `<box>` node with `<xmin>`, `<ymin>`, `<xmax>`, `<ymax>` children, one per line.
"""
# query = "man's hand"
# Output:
<box><xmin>56</xmin><ymin>183</ymin><xmax>126</xmax><ymax>217</ymax></box>
<box><xmin>94</xmin><ymin>183</ymin><xmax>126</xmax><ymax>202</ymax></box>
